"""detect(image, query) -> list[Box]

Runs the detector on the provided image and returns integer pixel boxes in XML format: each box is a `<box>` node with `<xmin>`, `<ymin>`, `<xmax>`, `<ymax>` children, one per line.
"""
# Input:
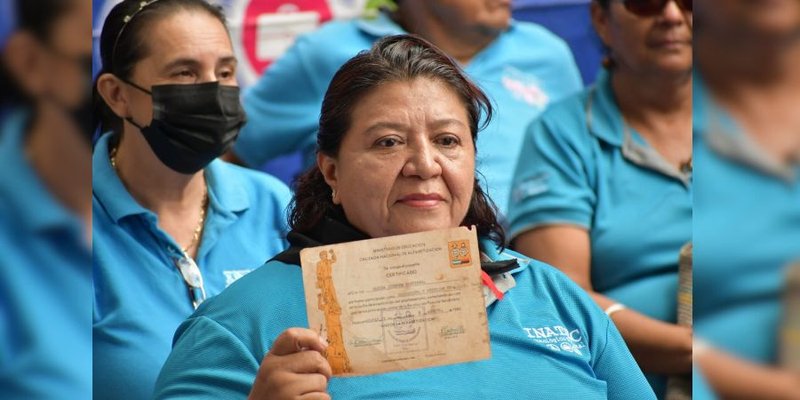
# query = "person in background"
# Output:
<box><xmin>227</xmin><ymin>0</ymin><xmax>583</xmax><ymax>217</ymax></box>
<box><xmin>693</xmin><ymin>0</ymin><xmax>800</xmax><ymax>398</ymax></box>
<box><xmin>0</xmin><ymin>0</ymin><xmax>92</xmax><ymax>398</ymax></box>
<box><xmin>507</xmin><ymin>0</ymin><xmax>692</xmax><ymax>397</ymax></box>
<box><xmin>153</xmin><ymin>34</ymin><xmax>655</xmax><ymax>400</ymax></box>
<box><xmin>91</xmin><ymin>1</ymin><xmax>292</xmax><ymax>398</ymax></box>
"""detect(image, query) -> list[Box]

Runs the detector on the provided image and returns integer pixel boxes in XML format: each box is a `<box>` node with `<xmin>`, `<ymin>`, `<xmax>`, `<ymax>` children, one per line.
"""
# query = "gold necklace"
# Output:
<box><xmin>109</xmin><ymin>146</ymin><xmax>208</xmax><ymax>255</ymax></box>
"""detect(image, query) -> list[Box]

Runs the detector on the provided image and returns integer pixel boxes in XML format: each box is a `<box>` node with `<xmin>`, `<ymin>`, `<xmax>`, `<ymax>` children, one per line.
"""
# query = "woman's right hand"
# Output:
<box><xmin>248</xmin><ymin>328</ymin><xmax>332</xmax><ymax>400</ymax></box>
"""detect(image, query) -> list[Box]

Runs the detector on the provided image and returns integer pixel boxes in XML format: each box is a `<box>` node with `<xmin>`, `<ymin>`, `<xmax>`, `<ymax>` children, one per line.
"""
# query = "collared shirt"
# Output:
<box><xmin>92</xmin><ymin>132</ymin><xmax>292</xmax><ymax>400</ymax></box>
<box><xmin>507</xmin><ymin>70</ymin><xmax>692</xmax><ymax>398</ymax></box>
<box><xmin>693</xmin><ymin>73</ymin><xmax>800</xmax><ymax>366</ymax></box>
<box><xmin>153</xmin><ymin>237</ymin><xmax>654</xmax><ymax>399</ymax></box>
<box><xmin>233</xmin><ymin>12</ymin><xmax>583</xmax><ymax>215</ymax></box>
<box><xmin>0</xmin><ymin>110</ymin><xmax>92</xmax><ymax>399</ymax></box>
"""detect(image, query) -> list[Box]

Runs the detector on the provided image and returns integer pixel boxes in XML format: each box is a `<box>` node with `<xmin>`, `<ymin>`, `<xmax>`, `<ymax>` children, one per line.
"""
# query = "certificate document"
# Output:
<box><xmin>300</xmin><ymin>226</ymin><xmax>491</xmax><ymax>376</ymax></box>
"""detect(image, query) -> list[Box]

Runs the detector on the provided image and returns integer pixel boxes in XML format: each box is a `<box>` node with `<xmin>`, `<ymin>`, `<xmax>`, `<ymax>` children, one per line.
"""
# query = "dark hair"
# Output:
<box><xmin>0</xmin><ymin>0</ymin><xmax>73</xmax><ymax>106</ymax></box>
<box><xmin>290</xmin><ymin>34</ymin><xmax>505</xmax><ymax>246</ymax></box>
<box><xmin>92</xmin><ymin>0</ymin><xmax>227</xmax><ymax>135</ymax></box>
<box><xmin>594</xmin><ymin>0</ymin><xmax>610</xmax><ymax>8</ymax></box>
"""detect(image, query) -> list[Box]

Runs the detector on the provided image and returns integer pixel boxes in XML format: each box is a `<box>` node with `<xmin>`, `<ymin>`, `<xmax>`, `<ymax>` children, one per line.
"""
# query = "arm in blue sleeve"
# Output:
<box><xmin>594</xmin><ymin>319</ymin><xmax>657</xmax><ymax>399</ymax></box>
<box><xmin>153</xmin><ymin>316</ymin><xmax>261</xmax><ymax>399</ymax></box>
<box><xmin>508</xmin><ymin>110</ymin><xmax>596</xmax><ymax>239</ymax></box>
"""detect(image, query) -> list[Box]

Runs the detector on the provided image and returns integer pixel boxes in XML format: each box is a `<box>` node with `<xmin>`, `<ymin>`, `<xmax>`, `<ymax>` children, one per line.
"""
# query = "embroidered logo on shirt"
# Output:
<box><xmin>523</xmin><ymin>325</ymin><xmax>586</xmax><ymax>355</ymax></box>
<box><xmin>501</xmin><ymin>66</ymin><xmax>549</xmax><ymax>108</ymax></box>
<box><xmin>223</xmin><ymin>269</ymin><xmax>253</xmax><ymax>287</ymax></box>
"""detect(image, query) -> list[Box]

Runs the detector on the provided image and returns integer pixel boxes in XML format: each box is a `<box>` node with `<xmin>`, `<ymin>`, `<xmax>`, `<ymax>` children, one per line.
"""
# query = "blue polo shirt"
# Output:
<box><xmin>507</xmin><ymin>70</ymin><xmax>692</xmax><ymax>397</ymax></box>
<box><xmin>152</xmin><ymin>238</ymin><xmax>655</xmax><ymax>399</ymax></box>
<box><xmin>0</xmin><ymin>110</ymin><xmax>92</xmax><ymax>399</ymax></box>
<box><xmin>693</xmin><ymin>74</ymin><xmax>800</xmax><ymax>367</ymax></box>
<box><xmin>92</xmin><ymin>133</ymin><xmax>292</xmax><ymax>400</ymax></box>
<box><xmin>233</xmin><ymin>13</ymin><xmax>583</xmax><ymax>215</ymax></box>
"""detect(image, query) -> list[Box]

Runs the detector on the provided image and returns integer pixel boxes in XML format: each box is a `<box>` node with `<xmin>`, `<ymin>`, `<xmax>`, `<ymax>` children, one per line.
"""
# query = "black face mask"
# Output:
<box><xmin>124</xmin><ymin>80</ymin><xmax>247</xmax><ymax>174</ymax></box>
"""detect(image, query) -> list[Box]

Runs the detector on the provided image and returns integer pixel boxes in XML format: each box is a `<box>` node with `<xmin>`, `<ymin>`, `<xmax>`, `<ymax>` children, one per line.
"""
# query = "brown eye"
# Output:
<box><xmin>436</xmin><ymin>135</ymin><xmax>460</xmax><ymax>148</ymax></box>
<box><xmin>376</xmin><ymin>137</ymin><xmax>402</xmax><ymax>148</ymax></box>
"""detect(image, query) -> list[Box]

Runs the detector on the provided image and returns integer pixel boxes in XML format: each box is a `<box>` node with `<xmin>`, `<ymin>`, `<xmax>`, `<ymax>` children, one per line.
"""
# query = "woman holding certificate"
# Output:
<box><xmin>153</xmin><ymin>35</ymin><xmax>655</xmax><ymax>399</ymax></box>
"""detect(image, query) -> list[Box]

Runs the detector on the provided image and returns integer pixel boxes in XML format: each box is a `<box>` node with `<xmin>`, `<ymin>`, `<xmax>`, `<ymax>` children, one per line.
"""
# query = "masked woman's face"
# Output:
<box><xmin>123</xmin><ymin>10</ymin><xmax>238</xmax><ymax>127</ymax></box>
<box><xmin>320</xmin><ymin>78</ymin><xmax>476</xmax><ymax>239</ymax></box>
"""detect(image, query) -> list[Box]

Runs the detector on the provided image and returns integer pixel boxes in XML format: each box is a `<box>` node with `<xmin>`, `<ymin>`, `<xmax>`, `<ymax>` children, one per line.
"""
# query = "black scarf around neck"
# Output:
<box><xmin>270</xmin><ymin>212</ymin><xmax>517</xmax><ymax>275</ymax></box>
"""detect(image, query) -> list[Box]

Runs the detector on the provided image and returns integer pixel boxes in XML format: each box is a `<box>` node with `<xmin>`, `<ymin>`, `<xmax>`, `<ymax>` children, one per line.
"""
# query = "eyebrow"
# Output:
<box><xmin>161</xmin><ymin>55</ymin><xmax>238</xmax><ymax>72</ymax></box>
<box><xmin>363</xmin><ymin>118</ymin><xmax>468</xmax><ymax>136</ymax></box>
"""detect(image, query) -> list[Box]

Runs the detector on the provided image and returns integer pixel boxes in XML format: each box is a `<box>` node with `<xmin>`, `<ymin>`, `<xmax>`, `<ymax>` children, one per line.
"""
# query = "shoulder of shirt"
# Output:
<box><xmin>507</xmin><ymin>20</ymin><xmax>573</xmax><ymax>52</ymax></box>
<box><xmin>528</xmin><ymin>88</ymin><xmax>592</xmax><ymax>142</ymax></box>
<box><xmin>191</xmin><ymin>258</ymin><xmax>299</xmax><ymax>318</ymax></box>
<box><xmin>499</xmin><ymin>247</ymin><xmax>603</xmax><ymax>311</ymax></box>
<box><xmin>291</xmin><ymin>19</ymin><xmax>369</xmax><ymax>56</ymax></box>
<box><xmin>213</xmin><ymin>161</ymin><xmax>292</xmax><ymax>200</ymax></box>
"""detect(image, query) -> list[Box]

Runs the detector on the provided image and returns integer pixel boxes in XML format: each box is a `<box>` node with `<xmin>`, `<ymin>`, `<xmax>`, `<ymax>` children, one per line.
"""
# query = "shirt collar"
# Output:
<box><xmin>694</xmin><ymin>71</ymin><xmax>800</xmax><ymax>182</ymax></box>
<box><xmin>0</xmin><ymin>109</ymin><xmax>82</xmax><ymax>233</ymax></box>
<box><xmin>586</xmin><ymin>69</ymin><xmax>624</xmax><ymax>146</ymax></box>
<box><xmin>92</xmin><ymin>133</ymin><xmax>150</xmax><ymax>223</ymax></box>
<box><xmin>355</xmin><ymin>12</ymin><xmax>406</xmax><ymax>38</ymax></box>
<box><xmin>92</xmin><ymin>133</ymin><xmax>251</xmax><ymax>224</ymax></box>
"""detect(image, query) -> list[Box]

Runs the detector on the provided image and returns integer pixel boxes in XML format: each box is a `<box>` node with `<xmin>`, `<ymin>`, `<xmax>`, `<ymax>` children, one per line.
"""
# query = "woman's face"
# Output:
<box><xmin>320</xmin><ymin>78</ymin><xmax>476</xmax><ymax>239</ymax></box>
<box><xmin>124</xmin><ymin>10</ymin><xmax>238</xmax><ymax>126</ymax></box>
<box><xmin>593</xmin><ymin>1</ymin><xmax>692</xmax><ymax>76</ymax></box>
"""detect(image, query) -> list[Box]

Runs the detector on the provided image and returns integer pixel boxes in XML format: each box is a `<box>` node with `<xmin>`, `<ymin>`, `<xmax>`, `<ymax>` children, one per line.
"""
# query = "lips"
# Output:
<box><xmin>397</xmin><ymin>193</ymin><xmax>445</xmax><ymax>208</ymax></box>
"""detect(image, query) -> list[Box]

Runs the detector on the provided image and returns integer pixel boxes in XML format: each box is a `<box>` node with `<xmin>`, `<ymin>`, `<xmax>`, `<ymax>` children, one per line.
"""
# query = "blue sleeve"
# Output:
<box><xmin>233</xmin><ymin>35</ymin><xmax>327</xmax><ymax>167</ymax></box>
<box><xmin>507</xmin><ymin>107</ymin><xmax>596</xmax><ymax>239</ymax></box>
<box><xmin>153</xmin><ymin>316</ymin><xmax>259</xmax><ymax>399</ymax></box>
<box><xmin>593</xmin><ymin>319</ymin><xmax>657</xmax><ymax>399</ymax></box>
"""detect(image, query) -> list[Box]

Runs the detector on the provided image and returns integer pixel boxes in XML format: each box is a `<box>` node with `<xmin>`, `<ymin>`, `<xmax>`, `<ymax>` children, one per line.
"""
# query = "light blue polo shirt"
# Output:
<box><xmin>92</xmin><ymin>133</ymin><xmax>292</xmax><ymax>400</ymax></box>
<box><xmin>693</xmin><ymin>74</ymin><xmax>800</xmax><ymax>367</ymax></box>
<box><xmin>0</xmin><ymin>110</ymin><xmax>92</xmax><ymax>399</ymax></box>
<box><xmin>507</xmin><ymin>70</ymin><xmax>692</xmax><ymax>397</ymax></box>
<box><xmin>152</xmin><ymin>238</ymin><xmax>655</xmax><ymax>399</ymax></box>
<box><xmin>234</xmin><ymin>12</ymin><xmax>583</xmax><ymax>215</ymax></box>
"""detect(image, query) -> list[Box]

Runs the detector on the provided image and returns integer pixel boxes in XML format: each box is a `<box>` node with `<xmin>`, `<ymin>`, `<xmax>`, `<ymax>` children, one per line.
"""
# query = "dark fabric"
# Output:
<box><xmin>271</xmin><ymin>212</ymin><xmax>517</xmax><ymax>275</ymax></box>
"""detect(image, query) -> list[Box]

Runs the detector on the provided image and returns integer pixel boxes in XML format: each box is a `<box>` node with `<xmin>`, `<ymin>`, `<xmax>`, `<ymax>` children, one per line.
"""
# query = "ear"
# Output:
<box><xmin>2</xmin><ymin>32</ymin><xmax>48</xmax><ymax>97</ymax></box>
<box><xmin>590</xmin><ymin>2</ymin><xmax>612</xmax><ymax>48</ymax></box>
<box><xmin>317</xmin><ymin>152</ymin><xmax>340</xmax><ymax>204</ymax></box>
<box><xmin>96</xmin><ymin>73</ymin><xmax>131</xmax><ymax>120</ymax></box>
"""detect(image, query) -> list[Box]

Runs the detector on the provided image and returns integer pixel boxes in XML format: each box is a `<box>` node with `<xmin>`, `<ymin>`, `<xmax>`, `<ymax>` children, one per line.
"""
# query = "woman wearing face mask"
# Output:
<box><xmin>91</xmin><ymin>1</ymin><xmax>292</xmax><ymax>399</ymax></box>
<box><xmin>507</xmin><ymin>1</ymin><xmax>692</xmax><ymax>397</ymax></box>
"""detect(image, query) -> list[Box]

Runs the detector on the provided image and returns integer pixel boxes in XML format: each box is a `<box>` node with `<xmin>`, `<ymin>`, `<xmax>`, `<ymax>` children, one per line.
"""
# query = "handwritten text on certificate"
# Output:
<box><xmin>300</xmin><ymin>226</ymin><xmax>490</xmax><ymax>376</ymax></box>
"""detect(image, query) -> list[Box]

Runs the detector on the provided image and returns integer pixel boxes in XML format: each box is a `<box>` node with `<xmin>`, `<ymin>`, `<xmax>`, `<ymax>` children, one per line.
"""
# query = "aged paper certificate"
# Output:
<box><xmin>300</xmin><ymin>226</ymin><xmax>490</xmax><ymax>376</ymax></box>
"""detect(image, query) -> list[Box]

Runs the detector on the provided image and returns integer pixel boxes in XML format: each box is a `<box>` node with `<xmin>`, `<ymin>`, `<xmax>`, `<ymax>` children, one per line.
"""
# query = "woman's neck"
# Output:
<box><xmin>611</xmin><ymin>66</ymin><xmax>693</xmax><ymax>133</ymax></box>
<box><xmin>392</xmin><ymin>9</ymin><xmax>499</xmax><ymax>65</ymax></box>
<box><xmin>25</xmin><ymin>104</ymin><xmax>92</xmax><ymax>242</ymax></box>
<box><xmin>112</xmin><ymin>125</ymin><xmax>206</xmax><ymax>215</ymax></box>
<box><xmin>697</xmin><ymin>32</ymin><xmax>800</xmax><ymax>163</ymax></box>
<box><xmin>610</xmin><ymin>67</ymin><xmax>693</xmax><ymax>169</ymax></box>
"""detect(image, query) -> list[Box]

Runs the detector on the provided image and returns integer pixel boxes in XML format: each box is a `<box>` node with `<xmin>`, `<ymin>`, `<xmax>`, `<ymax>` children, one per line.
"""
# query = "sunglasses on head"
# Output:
<box><xmin>619</xmin><ymin>0</ymin><xmax>692</xmax><ymax>17</ymax></box>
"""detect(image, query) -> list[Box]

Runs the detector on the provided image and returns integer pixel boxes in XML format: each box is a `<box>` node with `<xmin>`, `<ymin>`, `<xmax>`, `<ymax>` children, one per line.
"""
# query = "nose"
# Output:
<box><xmin>661</xmin><ymin>0</ymin><xmax>689</xmax><ymax>23</ymax></box>
<box><xmin>401</xmin><ymin>140</ymin><xmax>442</xmax><ymax>180</ymax></box>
